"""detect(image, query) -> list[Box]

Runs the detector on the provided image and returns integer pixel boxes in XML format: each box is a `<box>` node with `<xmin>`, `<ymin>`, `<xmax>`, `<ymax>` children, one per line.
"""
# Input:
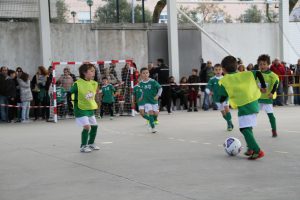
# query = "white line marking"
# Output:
<box><xmin>287</xmin><ymin>130</ymin><xmax>300</xmax><ymax>133</ymax></box>
<box><xmin>177</xmin><ymin>139</ymin><xmax>185</xmax><ymax>142</ymax></box>
<box><xmin>203</xmin><ymin>143</ymin><xmax>211</xmax><ymax>145</ymax></box>
<box><xmin>190</xmin><ymin>141</ymin><xmax>199</xmax><ymax>143</ymax></box>
<box><xmin>274</xmin><ymin>151</ymin><xmax>289</xmax><ymax>154</ymax></box>
<box><xmin>168</xmin><ymin>137</ymin><xmax>175</xmax><ymax>140</ymax></box>
<box><xmin>217</xmin><ymin>144</ymin><xmax>223</xmax><ymax>147</ymax></box>
<box><xmin>101</xmin><ymin>142</ymin><xmax>113</xmax><ymax>144</ymax></box>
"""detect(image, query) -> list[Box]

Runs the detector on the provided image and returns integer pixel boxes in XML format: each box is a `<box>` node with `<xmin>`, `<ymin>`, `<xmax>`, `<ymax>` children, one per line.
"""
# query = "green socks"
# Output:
<box><xmin>153</xmin><ymin>115</ymin><xmax>158</xmax><ymax>121</ymax></box>
<box><xmin>88</xmin><ymin>125</ymin><xmax>98</xmax><ymax>145</ymax></box>
<box><xmin>240</xmin><ymin>127</ymin><xmax>260</xmax><ymax>153</ymax></box>
<box><xmin>148</xmin><ymin>115</ymin><xmax>155</xmax><ymax>128</ymax></box>
<box><xmin>81</xmin><ymin>129</ymin><xmax>89</xmax><ymax>147</ymax></box>
<box><xmin>223</xmin><ymin>112</ymin><xmax>233</xmax><ymax>126</ymax></box>
<box><xmin>267</xmin><ymin>113</ymin><xmax>276</xmax><ymax>131</ymax></box>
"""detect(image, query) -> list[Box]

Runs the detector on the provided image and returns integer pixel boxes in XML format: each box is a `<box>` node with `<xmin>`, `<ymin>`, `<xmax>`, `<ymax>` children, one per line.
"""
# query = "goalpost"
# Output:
<box><xmin>51</xmin><ymin>59</ymin><xmax>135</xmax><ymax>123</ymax></box>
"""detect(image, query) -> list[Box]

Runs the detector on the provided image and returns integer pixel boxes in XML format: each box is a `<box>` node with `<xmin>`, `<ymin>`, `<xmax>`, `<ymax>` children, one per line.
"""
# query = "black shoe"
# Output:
<box><xmin>187</xmin><ymin>108</ymin><xmax>192</xmax><ymax>112</ymax></box>
<box><xmin>194</xmin><ymin>108</ymin><xmax>198</xmax><ymax>112</ymax></box>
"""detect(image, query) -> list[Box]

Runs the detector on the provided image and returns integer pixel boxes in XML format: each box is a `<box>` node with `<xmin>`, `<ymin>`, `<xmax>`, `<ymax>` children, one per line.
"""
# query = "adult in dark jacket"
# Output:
<box><xmin>151</xmin><ymin>58</ymin><xmax>170</xmax><ymax>113</ymax></box>
<box><xmin>0</xmin><ymin>70</ymin><xmax>8</xmax><ymax>122</ymax></box>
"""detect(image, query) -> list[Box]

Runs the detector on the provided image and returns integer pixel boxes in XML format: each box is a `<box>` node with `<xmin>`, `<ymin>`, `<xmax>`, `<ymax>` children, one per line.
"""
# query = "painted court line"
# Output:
<box><xmin>203</xmin><ymin>143</ymin><xmax>212</xmax><ymax>145</ymax></box>
<box><xmin>274</xmin><ymin>151</ymin><xmax>289</xmax><ymax>154</ymax></box>
<box><xmin>101</xmin><ymin>142</ymin><xmax>113</xmax><ymax>144</ymax></box>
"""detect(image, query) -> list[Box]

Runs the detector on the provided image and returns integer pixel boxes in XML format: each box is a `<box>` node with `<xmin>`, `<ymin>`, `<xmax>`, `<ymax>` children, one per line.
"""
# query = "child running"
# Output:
<box><xmin>205</xmin><ymin>64</ymin><xmax>234</xmax><ymax>131</ymax></box>
<box><xmin>133</xmin><ymin>81</ymin><xmax>147</xmax><ymax>122</ymax></box>
<box><xmin>257</xmin><ymin>54</ymin><xmax>279</xmax><ymax>137</ymax></box>
<box><xmin>139</xmin><ymin>67</ymin><xmax>162</xmax><ymax>133</ymax></box>
<box><xmin>100</xmin><ymin>77</ymin><xmax>115</xmax><ymax>120</ymax></box>
<box><xmin>70</xmin><ymin>63</ymin><xmax>99</xmax><ymax>153</ymax></box>
<box><xmin>219</xmin><ymin>56</ymin><xmax>267</xmax><ymax>160</ymax></box>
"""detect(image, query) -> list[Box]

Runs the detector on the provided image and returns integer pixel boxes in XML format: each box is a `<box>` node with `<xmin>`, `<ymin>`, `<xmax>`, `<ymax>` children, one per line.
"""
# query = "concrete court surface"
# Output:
<box><xmin>0</xmin><ymin>106</ymin><xmax>300</xmax><ymax>200</ymax></box>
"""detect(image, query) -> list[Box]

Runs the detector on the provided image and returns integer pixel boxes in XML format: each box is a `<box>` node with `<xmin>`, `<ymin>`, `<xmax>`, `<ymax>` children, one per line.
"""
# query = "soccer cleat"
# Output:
<box><xmin>227</xmin><ymin>123</ymin><xmax>234</xmax><ymax>131</ymax></box>
<box><xmin>154</xmin><ymin>120</ymin><xmax>159</xmax><ymax>125</ymax></box>
<box><xmin>244</xmin><ymin>149</ymin><xmax>254</xmax><ymax>156</ymax></box>
<box><xmin>248</xmin><ymin>150</ymin><xmax>265</xmax><ymax>160</ymax></box>
<box><xmin>272</xmin><ymin>130</ymin><xmax>278</xmax><ymax>137</ymax></box>
<box><xmin>80</xmin><ymin>145</ymin><xmax>92</xmax><ymax>153</ymax></box>
<box><xmin>151</xmin><ymin>128</ymin><xmax>157</xmax><ymax>133</ymax></box>
<box><xmin>89</xmin><ymin>143</ymin><xmax>100</xmax><ymax>150</ymax></box>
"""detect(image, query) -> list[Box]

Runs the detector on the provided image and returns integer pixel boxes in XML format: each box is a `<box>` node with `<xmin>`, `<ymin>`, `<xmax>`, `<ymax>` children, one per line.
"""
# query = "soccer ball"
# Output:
<box><xmin>223</xmin><ymin>137</ymin><xmax>242</xmax><ymax>156</ymax></box>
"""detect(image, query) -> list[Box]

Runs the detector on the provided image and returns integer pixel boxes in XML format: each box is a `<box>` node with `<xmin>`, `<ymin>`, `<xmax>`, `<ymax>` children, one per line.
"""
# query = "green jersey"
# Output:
<box><xmin>101</xmin><ymin>84</ymin><xmax>115</xmax><ymax>103</ymax></box>
<box><xmin>133</xmin><ymin>85</ymin><xmax>145</xmax><ymax>106</ymax></box>
<box><xmin>206</xmin><ymin>76</ymin><xmax>225</xmax><ymax>103</ymax></box>
<box><xmin>139</xmin><ymin>78</ymin><xmax>161</xmax><ymax>104</ymax></box>
<box><xmin>56</xmin><ymin>86</ymin><xmax>65</xmax><ymax>103</ymax></box>
<box><xmin>70</xmin><ymin>83</ymin><xmax>94</xmax><ymax>117</ymax></box>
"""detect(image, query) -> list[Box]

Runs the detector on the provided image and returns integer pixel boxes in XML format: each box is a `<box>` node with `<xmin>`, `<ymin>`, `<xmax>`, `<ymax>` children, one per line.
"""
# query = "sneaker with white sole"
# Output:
<box><xmin>151</xmin><ymin>128</ymin><xmax>157</xmax><ymax>133</ymax></box>
<box><xmin>80</xmin><ymin>145</ymin><xmax>92</xmax><ymax>153</ymax></box>
<box><xmin>89</xmin><ymin>143</ymin><xmax>100</xmax><ymax>150</ymax></box>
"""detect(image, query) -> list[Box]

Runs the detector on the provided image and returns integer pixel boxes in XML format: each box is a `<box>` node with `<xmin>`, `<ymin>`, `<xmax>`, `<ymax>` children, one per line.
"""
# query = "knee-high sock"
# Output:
<box><xmin>81</xmin><ymin>128</ymin><xmax>89</xmax><ymax>147</ymax></box>
<box><xmin>153</xmin><ymin>115</ymin><xmax>158</xmax><ymax>121</ymax></box>
<box><xmin>223</xmin><ymin>112</ymin><xmax>232</xmax><ymax>126</ymax></box>
<box><xmin>267</xmin><ymin>113</ymin><xmax>276</xmax><ymax>131</ymax></box>
<box><xmin>88</xmin><ymin>125</ymin><xmax>98</xmax><ymax>144</ymax></box>
<box><xmin>149</xmin><ymin>115</ymin><xmax>155</xmax><ymax>128</ymax></box>
<box><xmin>240</xmin><ymin>127</ymin><xmax>260</xmax><ymax>153</ymax></box>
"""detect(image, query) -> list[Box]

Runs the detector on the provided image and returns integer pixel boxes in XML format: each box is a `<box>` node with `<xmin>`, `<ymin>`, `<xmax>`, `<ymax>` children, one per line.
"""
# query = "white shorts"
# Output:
<box><xmin>216</xmin><ymin>101</ymin><xmax>229</xmax><ymax>111</ymax></box>
<box><xmin>238</xmin><ymin>114</ymin><xmax>257</xmax><ymax>128</ymax></box>
<box><xmin>75</xmin><ymin>116</ymin><xmax>97</xmax><ymax>127</ymax></box>
<box><xmin>260</xmin><ymin>103</ymin><xmax>273</xmax><ymax>114</ymax></box>
<box><xmin>138</xmin><ymin>105</ymin><xmax>145</xmax><ymax>111</ymax></box>
<box><xmin>144</xmin><ymin>104</ymin><xmax>159</xmax><ymax>113</ymax></box>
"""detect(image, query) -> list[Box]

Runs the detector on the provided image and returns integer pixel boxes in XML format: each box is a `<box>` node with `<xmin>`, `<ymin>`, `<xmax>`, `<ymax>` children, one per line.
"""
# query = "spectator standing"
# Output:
<box><xmin>294</xmin><ymin>59</ymin><xmax>300</xmax><ymax>105</ymax></box>
<box><xmin>59</xmin><ymin>67</ymin><xmax>74</xmax><ymax>116</ymax></box>
<box><xmin>7</xmin><ymin>70</ymin><xmax>17</xmax><ymax>122</ymax></box>
<box><xmin>0</xmin><ymin>67</ymin><xmax>9</xmax><ymax>122</ymax></box>
<box><xmin>270</xmin><ymin>58</ymin><xmax>285</xmax><ymax>106</ymax></box>
<box><xmin>17</xmin><ymin>72</ymin><xmax>33</xmax><ymax>122</ymax></box>
<box><xmin>188</xmin><ymin>69</ymin><xmax>200</xmax><ymax>112</ymax></box>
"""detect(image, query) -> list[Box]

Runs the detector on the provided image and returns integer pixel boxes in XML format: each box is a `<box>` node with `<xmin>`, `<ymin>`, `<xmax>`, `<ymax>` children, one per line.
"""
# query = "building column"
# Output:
<box><xmin>167</xmin><ymin>0</ymin><xmax>180</xmax><ymax>81</ymax></box>
<box><xmin>38</xmin><ymin>0</ymin><xmax>52</xmax><ymax>67</ymax></box>
<box><xmin>279</xmin><ymin>0</ymin><xmax>289</xmax><ymax>61</ymax></box>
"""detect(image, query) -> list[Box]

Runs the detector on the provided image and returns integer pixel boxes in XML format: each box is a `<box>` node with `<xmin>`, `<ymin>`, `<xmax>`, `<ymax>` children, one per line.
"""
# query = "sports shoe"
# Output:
<box><xmin>272</xmin><ymin>130</ymin><xmax>278</xmax><ymax>137</ymax></box>
<box><xmin>248</xmin><ymin>150</ymin><xmax>265</xmax><ymax>160</ymax></box>
<box><xmin>151</xmin><ymin>128</ymin><xmax>157</xmax><ymax>133</ymax></box>
<box><xmin>89</xmin><ymin>143</ymin><xmax>100</xmax><ymax>150</ymax></box>
<box><xmin>227</xmin><ymin>123</ymin><xmax>234</xmax><ymax>131</ymax></box>
<box><xmin>194</xmin><ymin>108</ymin><xmax>198</xmax><ymax>112</ymax></box>
<box><xmin>110</xmin><ymin>117</ymin><xmax>114</xmax><ymax>120</ymax></box>
<box><xmin>80</xmin><ymin>145</ymin><xmax>92</xmax><ymax>153</ymax></box>
<box><xmin>187</xmin><ymin>108</ymin><xmax>192</xmax><ymax>112</ymax></box>
<box><xmin>244</xmin><ymin>149</ymin><xmax>254</xmax><ymax>156</ymax></box>
<box><xmin>154</xmin><ymin>120</ymin><xmax>159</xmax><ymax>125</ymax></box>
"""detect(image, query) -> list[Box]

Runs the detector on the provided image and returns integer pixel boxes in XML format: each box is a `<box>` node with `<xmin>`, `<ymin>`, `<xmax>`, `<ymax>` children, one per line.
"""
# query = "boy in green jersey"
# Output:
<box><xmin>70</xmin><ymin>64</ymin><xmax>99</xmax><ymax>153</ymax></box>
<box><xmin>139</xmin><ymin>67</ymin><xmax>162</xmax><ymax>133</ymax></box>
<box><xmin>257</xmin><ymin>54</ymin><xmax>279</xmax><ymax>137</ymax></box>
<box><xmin>133</xmin><ymin>83</ymin><xmax>148</xmax><ymax>121</ymax></box>
<box><xmin>56</xmin><ymin>80</ymin><xmax>66</xmax><ymax>118</ymax></box>
<box><xmin>219</xmin><ymin>56</ymin><xmax>267</xmax><ymax>160</ymax></box>
<box><xmin>100</xmin><ymin>77</ymin><xmax>115</xmax><ymax>120</ymax></box>
<box><xmin>205</xmin><ymin>64</ymin><xmax>233</xmax><ymax>131</ymax></box>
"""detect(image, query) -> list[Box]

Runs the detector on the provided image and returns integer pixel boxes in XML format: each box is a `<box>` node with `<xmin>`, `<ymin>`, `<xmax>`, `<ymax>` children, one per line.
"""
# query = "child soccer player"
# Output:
<box><xmin>133</xmin><ymin>82</ymin><xmax>147</xmax><ymax>121</ymax></box>
<box><xmin>139</xmin><ymin>67</ymin><xmax>162</xmax><ymax>133</ymax></box>
<box><xmin>100</xmin><ymin>77</ymin><xmax>115</xmax><ymax>120</ymax></box>
<box><xmin>257</xmin><ymin>54</ymin><xmax>279</xmax><ymax>137</ymax></box>
<box><xmin>56</xmin><ymin>80</ymin><xmax>66</xmax><ymax>118</ymax></box>
<box><xmin>205</xmin><ymin>64</ymin><xmax>234</xmax><ymax>131</ymax></box>
<box><xmin>70</xmin><ymin>63</ymin><xmax>99</xmax><ymax>153</ymax></box>
<box><xmin>219</xmin><ymin>56</ymin><xmax>267</xmax><ymax>160</ymax></box>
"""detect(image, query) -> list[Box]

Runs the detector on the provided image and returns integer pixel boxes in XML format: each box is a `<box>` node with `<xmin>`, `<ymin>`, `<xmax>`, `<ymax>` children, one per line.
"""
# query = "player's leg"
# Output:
<box><xmin>239</xmin><ymin>114</ymin><xmax>264</xmax><ymax>159</ymax></box>
<box><xmin>153</xmin><ymin>104</ymin><xmax>159</xmax><ymax>124</ymax></box>
<box><xmin>100</xmin><ymin>102</ymin><xmax>106</xmax><ymax>118</ymax></box>
<box><xmin>108</xmin><ymin>103</ymin><xmax>114</xmax><ymax>120</ymax></box>
<box><xmin>88</xmin><ymin>116</ymin><xmax>100</xmax><ymax>150</ymax></box>
<box><xmin>263</xmin><ymin>104</ymin><xmax>277</xmax><ymax>137</ymax></box>
<box><xmin>223</xmin><ymin>103</ymin><xmax>233</xmax><ymax>131</ymax></box>
<box><xmin>75</xmin><ymin>116</ymin><xmax>92</xmax><ymax>153</ymax></box>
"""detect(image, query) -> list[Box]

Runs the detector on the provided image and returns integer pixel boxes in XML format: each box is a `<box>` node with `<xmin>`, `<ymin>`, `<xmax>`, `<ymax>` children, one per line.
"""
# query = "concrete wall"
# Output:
<box><xmin>201</xmin><ymin>23</ymin><xmax>280</xmax><ymax>65</ymax></box>
<box><xmin>0</xmin><ymin>22</ymin><xmax>41</xmax><ymax>75</ymax></box>
<box><xmin>1</xmin><ymin>22</ymin><xmax>298</xmax><ymax>80</ymax></box>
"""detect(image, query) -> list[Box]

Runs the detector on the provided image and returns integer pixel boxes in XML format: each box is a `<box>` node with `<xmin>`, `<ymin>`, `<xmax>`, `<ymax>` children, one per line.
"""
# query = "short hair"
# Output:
<box><xmin>8</xmin><ymin>69</ymin><xmax>16</xmax><ymax>76</ymax></box>
<box><xmin>140</xmin><ymin>67</ymin><xmax>148</xmax><ymax>73</ymax></box>
<box><xmin>192</xmin><ymin>68</ymin><xmax>198</xmax><ymax>73</ymax></box>
<box><xmin>214</xmin><ymin>63</ymin><xmax>222</xmax><ymax>68</ymax></box>
<box><xmin>258</xmin><ymin>54</ymin><xmax>271</xmax><ymax>65</ymax></box>
<box><xmin>20</xmin><ymin>72</ymin><xmax>29</xmax><ymax>82</ymax></box>
<box><xmin>56</xmin><ymin>80</ymin><xmax>61</xmax><ymax>85</ymax></box>
<box><xmin>79</xmin><ymin>63</ymin><xmax>95</xmax><ymax>79</ymax></box>
<box><xmin>221</xmin><ymin>56</ymin><xmax>238</xmax><ymax>73</ymax></box>
<box><xmin>157</xmin><ymin>58</ymin><xmax>164</xmax><ymax>64</ymax></box>
<box><xmin>102</xmin><ymin>76</ymin><xmax>108</xmax><ymax>80</ymax></box>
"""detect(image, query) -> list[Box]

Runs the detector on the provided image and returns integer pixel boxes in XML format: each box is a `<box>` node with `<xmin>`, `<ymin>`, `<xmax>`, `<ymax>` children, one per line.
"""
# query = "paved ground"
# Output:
<box><xmin>0</xmin><ymin>106</ymin><xmax>300</xmax><ymax>200</ymax></box>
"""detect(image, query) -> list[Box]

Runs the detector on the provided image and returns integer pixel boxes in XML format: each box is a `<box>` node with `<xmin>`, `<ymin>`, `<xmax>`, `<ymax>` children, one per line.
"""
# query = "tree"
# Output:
<box><xmin>238</xmin><ymin>5</ymin><xmax>263</xmax><ymax>23</ymax></box>
<box><xmin>94</xmin><ymin>0</ymin><xmax>152</xmax><ymax>24</ymax></box>
<box><xmin>52</xmin><ymin>0</ymin><xmax>69</xmax><ymax>23</ymax></box>
<box><xmin>152</xmin><ymin>0</ymin><xmax>166</xmax><ymax>23</ymax></box>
